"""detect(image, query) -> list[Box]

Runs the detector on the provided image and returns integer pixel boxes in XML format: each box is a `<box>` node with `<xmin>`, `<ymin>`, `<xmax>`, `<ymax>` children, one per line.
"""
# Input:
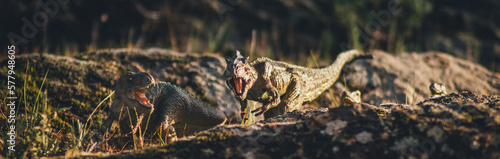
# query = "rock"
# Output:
<box><xmin>0</xmin><ymin>53</ymin><xmax>122</xmax><ymax>121</ymax></box>
<box><xmin>104</xmin><ymin>91</ymin><xmax>500</xmax><ymax>159</ymax></box>
<box><xmin>339</xmin><ymin>51</ymin><xmax>500</xmax><ymax>106</ymax></box>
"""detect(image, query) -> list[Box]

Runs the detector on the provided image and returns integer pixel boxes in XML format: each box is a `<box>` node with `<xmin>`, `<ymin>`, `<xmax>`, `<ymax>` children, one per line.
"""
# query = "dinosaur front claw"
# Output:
<box><xmin>251</xmin><ymin>104</ymin><xmax>270</xmax><ymax>116</ymax></box>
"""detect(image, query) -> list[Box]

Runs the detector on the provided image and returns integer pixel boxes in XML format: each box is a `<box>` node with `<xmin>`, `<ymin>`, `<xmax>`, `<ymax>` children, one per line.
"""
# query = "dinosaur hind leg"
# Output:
<box><xmin>159</xmin><ymin>121</ymin><xmax>178</xmax><ymax>143</ymax></box>
<box><xmin>264</xmin><ymin>74</ymin><xmax>303</xmax><ymax>119</ymax></box>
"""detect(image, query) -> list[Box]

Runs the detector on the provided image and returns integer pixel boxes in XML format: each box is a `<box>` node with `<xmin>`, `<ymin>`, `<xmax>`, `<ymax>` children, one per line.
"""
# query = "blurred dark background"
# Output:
<box><xmin>1</xmin><ymin>0</ymin><xmax>499</xmax><ymax>72</ymax></box>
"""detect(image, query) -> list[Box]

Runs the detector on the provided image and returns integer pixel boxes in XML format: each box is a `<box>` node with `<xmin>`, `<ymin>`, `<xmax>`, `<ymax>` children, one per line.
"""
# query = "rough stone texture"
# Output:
<box><xmin>0</xmin><ymin>53</ymin><xmax>122</xmax><ymax>120</ymax></box>
<box><xmin>104</xmin><ymin>91</ymin><xmax>500</xmax><ymax>159</ymax></box>
<box><xmin>339</xmin><ymin>50</ymin><xmax>500</xmax><ymax>106</ymax></box>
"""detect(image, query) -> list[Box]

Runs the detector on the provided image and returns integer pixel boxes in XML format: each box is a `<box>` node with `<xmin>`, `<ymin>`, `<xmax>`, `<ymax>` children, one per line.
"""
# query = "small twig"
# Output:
<box><xmin>85</xmin><ymin>91</ymin><xmax>115</xmax><ymax>130</ymax></box>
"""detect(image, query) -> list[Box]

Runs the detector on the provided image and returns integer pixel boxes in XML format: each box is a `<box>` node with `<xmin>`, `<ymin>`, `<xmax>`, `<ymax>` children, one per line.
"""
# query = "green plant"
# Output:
<box><xmin>15</xmin><ymin>69</ymin><xmax>65</xmax><ymax>158</ymax></box>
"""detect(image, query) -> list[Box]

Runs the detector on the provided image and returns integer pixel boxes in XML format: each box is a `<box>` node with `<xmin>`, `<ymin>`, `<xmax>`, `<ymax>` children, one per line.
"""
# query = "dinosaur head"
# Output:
<box><xmin>223</xmin><ymin>50</ymin><xmax>256</xmax><ymax>101</ymax></box>
<box><xmin>112</xmin><ymin>72</ymin><xmax>156</xmax><ymax>112</ymax></box>
<box><xmin>429</xmin><ymin>83</ymin><xmax>447</xmax><ymax>97</ymax></box>
<box><xmin>341</xmin><ymin>90</ymin><xmax>361</xmax><ymax>105</ymax></box>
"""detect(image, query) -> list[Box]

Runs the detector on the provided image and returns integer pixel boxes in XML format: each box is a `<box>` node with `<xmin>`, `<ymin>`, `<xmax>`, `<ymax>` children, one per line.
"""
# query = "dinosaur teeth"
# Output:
<box><xmin>234</xmin><ymin>78</ymin><xmax>243</xmax><ymax>94</ymax></box>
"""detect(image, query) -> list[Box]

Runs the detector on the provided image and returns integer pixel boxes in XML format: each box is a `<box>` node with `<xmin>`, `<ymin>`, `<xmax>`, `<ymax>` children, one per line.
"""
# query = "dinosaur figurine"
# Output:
<box><xmin>341</xmin><ymin>90</ymin><xmax>362</xmax><ymax>105</ymax></box>
<box><xmin>429</xmin><ymin>83</ymin><xmax>447</xmax><ymax>98</ymax></box>
<box><xmin>223</xmin><ymin>50</ymin><xmax>372</xmax><ymax>119</ymax></box>
<box><xmin>101</xmin><ymin>72</ymin><xmax>227</xmax><ymax>142</ymax></box>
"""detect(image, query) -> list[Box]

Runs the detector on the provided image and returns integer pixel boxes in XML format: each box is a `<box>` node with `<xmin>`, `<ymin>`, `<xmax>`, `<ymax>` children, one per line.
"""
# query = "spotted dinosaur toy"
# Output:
<box><xmin>223</xmin><ymin>50</ymin><xmax>372</xmax><ymax>119</ymax></box>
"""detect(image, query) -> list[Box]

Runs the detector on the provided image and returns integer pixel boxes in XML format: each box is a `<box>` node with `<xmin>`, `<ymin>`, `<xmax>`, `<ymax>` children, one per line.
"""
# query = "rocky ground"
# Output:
<box><xmin>1</xmin><ymin>48</ymin><xmax>499</xmax><ymax>158</ymax></box>
<box><xmin>339</xmin><ymin>50</ymin><xmax>500</xmax><ymax>105</ymax></box>
<box><xmin>104</xmin><ymin>91</ymin><xmax>500</xmax><ymax>159</ymax></box>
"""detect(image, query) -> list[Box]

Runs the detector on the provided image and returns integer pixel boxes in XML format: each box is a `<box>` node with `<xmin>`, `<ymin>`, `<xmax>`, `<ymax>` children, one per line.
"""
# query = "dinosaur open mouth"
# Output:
<box><xmin>134</xmin><ymin>88</ymin><xmax>150</xmax><ymax>105</ymax></box>
<box><xmin>132</xmin><ymin>81</ymin><xmax>155</xmax><ymax>108</ymax></box>
<box><xmin>342</xmin><ymin>98</ymin><xmax>354</xmax><ymax>105</ymax></box>
<box><xmin>229</xmin><ymin>77</ymin><xmax>247</xmax><ymax>96</ymax></box>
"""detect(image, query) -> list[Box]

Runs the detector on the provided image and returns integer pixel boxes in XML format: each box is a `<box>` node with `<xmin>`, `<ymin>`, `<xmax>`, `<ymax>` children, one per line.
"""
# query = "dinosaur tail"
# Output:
<box><xmin>304</xmin><ymin>50</ymin><xmax>372</xmax><ymax>101</ymax></box>
<box><xmin>326</xmin><ymin>49</ymin><xmax>372</xmax><ymax>80</ymax></box>
<box><xmin>328</xmin><ymin>49</ymin><xmax>371</xmax><ymax>67</ymax></box>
